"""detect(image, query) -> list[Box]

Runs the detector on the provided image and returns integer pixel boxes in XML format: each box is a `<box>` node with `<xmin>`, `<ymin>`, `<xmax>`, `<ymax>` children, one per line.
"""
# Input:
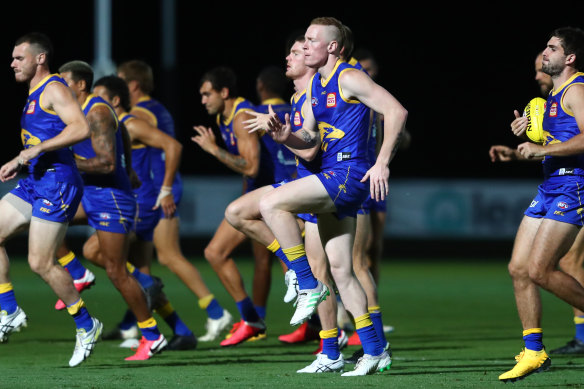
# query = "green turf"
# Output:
<box><xmin>2</xmin><ymin>257</ymin><xmax>584</xmax><ymax>388</ymax></box>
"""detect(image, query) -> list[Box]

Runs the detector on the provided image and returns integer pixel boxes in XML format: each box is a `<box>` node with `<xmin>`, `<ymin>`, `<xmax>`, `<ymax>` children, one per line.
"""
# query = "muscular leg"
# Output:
<box><xmin>204</xmin><ymin>219</ymin><xmax>249</xmax><ymax>302</ymax></box>
<box><xmin>153</xmin><ymin>217</ymin><xmax>212</xmax><ymax>299</ymax></box>
<box><xmin>368</xmin><ymin>209</ymin><xmax>386</xmax><ymax>284</ymax></box>
<box><xmin>353</xmin><ymin>213</ymin><xmax>379</xmax><ymax>308</ymax></box>
<box><xmin>558</xmin><ymin>228</ymin><xmax>584</xmax><ymax>317</ymax></box>
<box><xmin>251</xmin><ymin>240</ymin><xmax>271</xmax><ymax>317</ymax></box>
<box><xmin>0</xmin><ymin>199</ymin><xmax>29</xmax><ymax>286</ymax></box>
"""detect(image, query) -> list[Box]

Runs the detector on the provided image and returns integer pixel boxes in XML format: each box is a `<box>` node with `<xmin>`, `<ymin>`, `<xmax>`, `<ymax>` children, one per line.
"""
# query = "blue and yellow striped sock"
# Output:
<box><xmin>236</xmin><ymin>297</ymin><xmax>260</xmax><ymax>323</ymax></box>
<box><xmin>355</xmin><ymin>313</ymin><xmax>384</xmax><ymax>356</ymax></box>
<box><xmin>0</xmin><ymin>283</ymin><xmax>17</xmax><ymax>314</ymax></box>
<box><xmin>267</xmin><ymin>240</ymin><xmax>291</xmax><ymax>268</ymax></box>
<box><xmin>574</xmin><ymin>316</ymin><xmax>584</xmax><ymax>342</ymax></box>
<box><xmin>155</xmin><ymin>301</ymin><xmax>192</xmax><ymax>337</ymax></box>
<box><xmin>523</xmin><ymin>328</ymin><xmax>544</xmax><ymax>351</ymax></box>
<box><xmin>369</xmin><ymin>306</ymin><xmax>387</xmax><ymax>346</ymax></box>
<box><xmin>126</xmin><ymin>262</ymin><xmax>153</xmax><ymax>289</ymax></box>
<box><xmin>58</xmin><ymin>251</ymin><xmax>86</xmax><ymax>280</ymax></box>
<box><xmin>138</xmin><ymin>317</ymin><xmax>161</xmax><ymax>341</ymax></box>
<box><xmin>320</xmin><ymin>328</ymin><xmax>340</xmax><ymax>360</ymax></box>
<box><xmin>282</xmin><ymin>244</ymin><xmax>317</xmax><ymax>290</ymax></box>
<box><xmin>199</xmin><ymin>294</ymin><xmax>224</xmax><ymax>320</ymax></box>
<box><xmin>67</xmin><ymin>299</ymin><xmax>93</xmax><ymax>331</ymax></box>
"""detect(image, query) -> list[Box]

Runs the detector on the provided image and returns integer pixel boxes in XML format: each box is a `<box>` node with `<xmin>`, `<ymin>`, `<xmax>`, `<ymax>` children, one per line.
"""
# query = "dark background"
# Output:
<box><xmin>3</xmin><ymin>2</ymin><xmax>584</xmax><ymax>181</ymax></box>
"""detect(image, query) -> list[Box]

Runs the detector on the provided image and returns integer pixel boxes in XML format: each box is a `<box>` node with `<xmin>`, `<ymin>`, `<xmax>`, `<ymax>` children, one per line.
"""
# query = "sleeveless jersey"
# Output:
<box><xmin>72</xmin><ymin>94</ymin><xmax>132</xmax><ymax>191</ymax></box>
<box><xmin>291</xmin><ymin>90</ymin><xmax>321</xmax><ymax>177</ymax></box>
<box><xmin>309</xmin><ymin>60</ymin><xmax>370</xmax><ymax>170</ymax></box>
<box><xmin>255</xmin><ymin>98</ymin><xmax>297</xmax><ymax>182</ymax></box>
<box><xmin>542</xmin><ymin>72</ymin><xmax>584</xmax><ymax>178</ymax></box>
<box><xmin>133</xmin><ymin>96</ymin><xmax>183</xmax><ymax>191</ymax></box>
<box><xmin>20</xmin><ymin>74</ymin><xmax>80</xmax><ymax>181</ymax></box>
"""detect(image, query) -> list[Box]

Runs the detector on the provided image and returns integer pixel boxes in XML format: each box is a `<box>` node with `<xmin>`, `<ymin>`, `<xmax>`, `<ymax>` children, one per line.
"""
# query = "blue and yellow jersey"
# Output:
<box><xmin>20</xmin><ymin>74</ymin><xmax>79</xmax><ymax>180</ymax></box>
<box><xmin>216</xmin><ymin>97</ymin><xmax>256</xmax><ymax>156</ymax></box>
<box><xmin>309</xmin><ymin>60</ymin><xmax>370</xmax><ymax>170</ymax></box>
<box><xmin>542</xmin><ymin>72</ymin><xmax>584</xmax><ymax>178</ymax></box>
<box><xmin>133</xmin><ymin>96</ymin><xmax>183</xmax><ymax>191</ymax></box>
<box><xmin>119</xmin><ymin>113</ymin><xmax>157</xmax><ymax>201</ymax></box>
<box><xmin>291</xmin><ymin>90</ymin><xmax>321</xmax><ymax>177</ymax></box>
<box><xmin>72</xmin><ymin>94</ymin><xmax>132</xmax><ymax>191</ymax></box>
<box><xmin>255</xmin><ymin>98</ymin><xmax>297</xmax><ymax>182</ymax></box>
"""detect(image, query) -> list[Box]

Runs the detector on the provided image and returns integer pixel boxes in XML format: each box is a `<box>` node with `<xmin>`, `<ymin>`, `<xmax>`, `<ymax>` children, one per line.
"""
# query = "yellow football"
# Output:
<box><xmin>523</xmin><ymin>97</ymin><xmax>546</xmax><ymax>144</ymax></box>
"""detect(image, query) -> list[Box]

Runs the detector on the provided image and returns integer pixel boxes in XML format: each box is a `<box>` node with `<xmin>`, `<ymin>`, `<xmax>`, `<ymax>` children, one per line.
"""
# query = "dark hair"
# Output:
<box><xmin>15</xmin><ymin>32</ymin><xmax>53</xmax><ymax>65</ymax></box>
<box><xmin>93</xmin><ymin>75</ymin><xmax>132</xmax><ymax>112</ymax></box>
<box><xmin>117</xmin><ymin>60</ymin><xmax>154</xmax><ymax>94</ymax></box>
<box><xmin>551</xmin><ymin>26</ymin><xmax>584</xmax><ymax>71</ymax></box>
<box><xmin>200</xmin><ymin>66</ymin><xmax>238</xmax><ymax>98</ymax></box>
<box><xmin>58</xmin><ymin>60</ymin><xmax>94</xmax><ymax>92</ymax></box>
<box><xmin>258</xmin><ymin>66</ymin><xmax>289</xmax><ymax>98</ymax></box>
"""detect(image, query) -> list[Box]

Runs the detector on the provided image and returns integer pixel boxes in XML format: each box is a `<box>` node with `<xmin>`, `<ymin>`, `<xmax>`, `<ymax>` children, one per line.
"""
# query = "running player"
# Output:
<box><xmin>57</xmin><ymin>61</ymin><xmax>167</xmax><ymax>361</ymax></box>
<box><xmin>0</xmin><ymin>33</ymin><xmax>101</xmax><ymax>367</ymax></box>
<box><xmin>499</xmin><ymin>27</ymin><xmax>584</xmax><ymax>382</ymax></box>
<box><xmin>246</xmin><ymin>17</ymin><xmax>406</xmax><ymax>376</ymax></box>
<box><xmin>117</xmin><ymin>60</ymin><xmax>231</xmax><ymax>342</ymax></box>
<box><xmin>192</xmin><ymin>66</ymin><xmax>269</xmax><ymax>346</ymax></box>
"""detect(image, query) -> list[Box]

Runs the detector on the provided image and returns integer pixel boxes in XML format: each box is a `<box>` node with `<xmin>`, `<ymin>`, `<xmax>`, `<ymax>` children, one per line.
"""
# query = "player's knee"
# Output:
<box><xmin>28</xmin><ymin>255</ymin><xmax>51</xmax><ymax>276</ymax></box>
<box><xmin>104</xmin><ymin>261</ymin><xmax>127</xmax><ymax>286</ymax></box>
<box><xmin>528</xmin><ymin>264</ymin><xmax>549</xmax><ymax>287</ymax></box>
<box><xmin>204</xmin><ymin>244</ymin><xmax>223</xmax><ymax>264</ymax></box>
<box><xmin>82</xmin><ymin>241</ymin><xmax>99</xmax><ymax>263</ymax></box>
<box><xmin>507</xmin><ymin>261</ymin><xmax>529</xmax><ymax>280</ymax></box>
<box><xmin>224</xmin><ymin>201</ymin><xmax>244</xmax><ymax>229</ymax></box>
<box><xmin>258</xmin><ymin>192</ymin><xmax>278</xmax><ymax>219</ymax></box>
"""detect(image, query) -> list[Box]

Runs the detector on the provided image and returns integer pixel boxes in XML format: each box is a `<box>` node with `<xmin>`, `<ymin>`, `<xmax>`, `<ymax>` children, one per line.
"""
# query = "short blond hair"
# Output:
<box><xmin>310</xmin><ymin>17</ymin><xmax>345</xmax><ymax>49</ymax></box>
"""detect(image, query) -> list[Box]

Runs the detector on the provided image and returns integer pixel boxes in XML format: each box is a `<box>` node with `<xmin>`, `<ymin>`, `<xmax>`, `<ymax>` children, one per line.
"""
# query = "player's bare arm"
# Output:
<box><xmin>193</xmin><ymin>112</ymin><xmax>260</xmax><ymax>177</ymax></box>
<box><xmin>340</xmin><ymin>68</ymin><xmax>408</xmax><ymax>200</ymax></box>
<box><xmin>518</xmin><ymin>85</ymin><xmax>584</xmax><ymax>159</ymax></box>
<box><xmin>119</xmin><ymin>123</ymin><xmax>140</xmax><ymax>189</ymax></box>
<box><xmin>75</xmin><ymin>105</ymin><xmax>117</xmax><ymax>174</ymax></box>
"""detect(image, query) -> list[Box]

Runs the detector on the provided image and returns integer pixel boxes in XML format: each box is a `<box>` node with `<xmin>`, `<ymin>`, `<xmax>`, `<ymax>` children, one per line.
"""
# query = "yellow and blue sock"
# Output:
<box><xmin>119</xmin><ymin>309</ymin><xmax>137</xmax><ymax>330</ymax></box>
<box><xmin>67</xmin><ymin>299</ymin><xmax>93</xmax><ymax>331</ymax></box>
<box><xmin>574</xmin><ymin>316</ymin><xmax>584</xmax><ymax>341</ymax></box>
<box><xmin>523</xmin><ymin>328</ymin><xmax>544</xmax><ymax>351</ymax></box>
<box><xmin>320</xmin><ymin>328</ymin><xmax>340</xmax><ymax>360</ymax></box>
<box><xmin>198</xmin><ymin>294</ymin><xmax>224</xmax><ymax>320</ymax></box>
<box><xmin>355</xmin><ymin>313</ymin><xmax>384</xmax><ymax>356</ymax></box>
<box><xmin>137</xmin><ymin>317</ymin><xmax>161</xmax><ymax>341</ymax></box>
<box><xmin>267</xmin><ymin>240</ymin><xmax>291</xmax><ymax>268</ymax></box>
<box><xmin>126</xmin><ymin>262</ymin><xmax>153</xmax><ymax>289</ymax></box>
<box><xmin>58</xmin><ymin>251</ymin><xmax>86</xmax><ymax>280</ymax></box>
<box><xmin>236</xmin><ymin>297</ymin><xmax>260</xmax><ymax>323</ymax></box>
<box><xmin>369</xmin><ymin>306</ymin><xmax>387</xmax><ymax>346</ymax></box>
<box><xmin>282</xmin><ymin>244</ymin><xmax>317</xmax><ymax>290</ymax></box>
<box><xmin>154</xmin><ymin>302</ymin><xmax>193</xmax><ymax>337</ymax></box>
<box><xmin>0</xmin><ymin>283</ymin><xmax>17</xmax><ymax>314</ymax></box>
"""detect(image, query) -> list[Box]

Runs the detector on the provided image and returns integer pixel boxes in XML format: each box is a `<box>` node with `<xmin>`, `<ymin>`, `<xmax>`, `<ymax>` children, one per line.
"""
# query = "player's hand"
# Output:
<box><xmin>0</xmin><ymin>156</ymin><xmax>23</xmax><ymax>182</ymax></box>
<box><xmin>511</xmin><ymin>110</ymin><xmax>528</xmax><ymax>137</ymax></box>
<box><xmin>191</xmin><ymin>126</ymin><xmax>218</xmax><ymax>154</ymax></box>
<box><xmin>489</xmin><ymin>145</ymin><xmax>518</xmax><ymax>162</ymax></box>
<box><xmin>517</xmin><ymin>141</ymin><xmax>545</xmax><ymax>159</ymax></box>
<box><xmin>361</xmin><ymin>162</ymin><xmax>390</xmax><ymax>201</ymax></box>
<box><xmin>244</xmin><ymin>108</ymin><xmax>273</xmax><ymax>133</ymax></box>
<box><xmin>153</xmin><ymin>186</ymin><xmax>176</xmax><ymax>217</ymax></box>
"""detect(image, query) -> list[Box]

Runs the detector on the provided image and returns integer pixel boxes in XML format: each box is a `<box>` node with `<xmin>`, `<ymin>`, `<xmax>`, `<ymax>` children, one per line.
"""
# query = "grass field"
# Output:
<box><xmin>2</xmin><ymin>256</ymin><xmax>584</xmax><ymax>388</ymax></box>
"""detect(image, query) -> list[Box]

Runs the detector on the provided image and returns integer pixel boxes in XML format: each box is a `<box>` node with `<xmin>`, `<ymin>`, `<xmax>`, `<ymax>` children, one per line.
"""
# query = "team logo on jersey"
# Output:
<box><xmin>550</xmin><ymin>102</ymin><xmax>558</xmax><ymax>117</ymax></box>
<box><xmin>294</xmin><ymin>111</ymin><xmax>301</xmax><ymax>126</ymax></box>
<box><xmin>311</xmin><ymin>97</ymin><xmax>318</xmax><ymax>107</ymax></box>
<box><xmin>21</xmin><ymin>129</ymin><xmax>41</xmax><ymax>148</ymax></box>
<box><xmin>326</xmin><ymin>93</ymin><xmax>337</xmax><ymax>108</ymax></box>
<box><xmin>27</xmin><ymin>100</ymin><xmax>36</xmax><ymax>114</ymax></box>
<box><xmin>100</xmin><ymin>212</ymin><xmax>111</xmax><ymax>220</ymax></box>
<box><xmin>557</xmin><ymin>201</ymin><xmax>569</xmax><ymax>210</ymax></box>
<box><xmin>42</xmin><ymin>199</ymin><xmax>53</xmax><ymax>206</ymax></box>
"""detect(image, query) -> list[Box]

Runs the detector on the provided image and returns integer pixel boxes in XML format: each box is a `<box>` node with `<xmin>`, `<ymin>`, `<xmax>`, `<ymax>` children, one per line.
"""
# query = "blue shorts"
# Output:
<box><xmin>524</xmin><ymin>176</ymin><xmax>584</xmax><ymax>226</ymax></box>
<box><xmin>316</xmin><ymin>163</ymin><xmax>370</xmax><ymax>219</ymax></box>
<box><xmin>82</xmin><ymin>186</ymin><xmax>136</xmax><ymax>233</ymax></box>
<box><xmin>357</xmin><ymin>195</ymin><xmax>388</xmax><ymax>215</ymax></box>
<box><xmin>134</xmin><ymin>193</ymin><xmax>161</xmax><ymax>241</ymax></box>
<box><xmin>10</xmin><ymin>174</ymin><xmax>83</xmax><ymax>223</ymax></box>
<box><xmin>272</xmin><ymin>179</ymin><xmax>318</xmax><ymax>224</ymax></box>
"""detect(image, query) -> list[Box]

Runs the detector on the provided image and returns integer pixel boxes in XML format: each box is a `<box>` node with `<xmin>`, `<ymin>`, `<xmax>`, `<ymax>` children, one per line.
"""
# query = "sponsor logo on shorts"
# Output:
<box><xmin>337</xmin><ymin>152</ymin><xmax>351</xmax><ymax>161</ymax></box>
<box><xmin>557</xmin><ymin>201</ymin><xmax>569</xmax><ymax>210</ymax></box>
<box><xmin>550</xmin><ymin>102</ymin><xmax>558</xmax><ymax>117</ymax></box>
<box><xmin>311</xmin><ymin>97</ymin><xmax>318</xmax><ymax>107</ymax></box>
<box><xmin>99</xmin><ymin>221</ymin><xmax>110</xmax><ymax>227</ymax></box>
<box><xmin>530</xmin><ymin>200</ymin><xmax>539</xmax><ymax>207</ymax></box>
<box><xmin>26</xmin><ymin>100</ymin><xmax>36</xmax><ymax>114</ymax></box>
<box><xmin>554</xmin><ymin>210</ymin><xmax>565</xmax><ymax>216</ymax></box>
<box><xmin>39</xmin><ymin>207</ymin><xmax>50</xmax><ymax>213</ymax></box>
<box><xmin>42</xmin><ymin>199</ymin><xmax>53</xmax><ymax>206</ymax></box>
<box><xmin>100</xmin><ymin>213</ymin><xmax>111</xmax><ymax>220</ymax></box>
<box><xmin>294</xmin><ymin>111</ymin><xmax>301</xmax><ymax>126</ymax></box>
<box><xmin>326</xmin><ymin>93</ymin><xmax>337</xmax><ymax>108</ymax></box>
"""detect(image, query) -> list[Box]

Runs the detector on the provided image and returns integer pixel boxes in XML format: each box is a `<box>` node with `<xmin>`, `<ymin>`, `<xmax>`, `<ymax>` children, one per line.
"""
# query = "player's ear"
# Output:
<box><xmin>112</xmin><ymin>95</ymin><xmax>121</xmax><ymax>108</ymax></box>
<box><xmin>36</xmin><ymin>52</ymin><xmax>46</xmax><ymax>66</ymax></box>
<box><xmin>220</xmin><ymin>87</ymin><xmax>230</xmax><ymax>99</ymax></box>
<box><xmin>566</xmin><ymin>53</ymin><xmax>576</xmax><ymax>66</ymax></box>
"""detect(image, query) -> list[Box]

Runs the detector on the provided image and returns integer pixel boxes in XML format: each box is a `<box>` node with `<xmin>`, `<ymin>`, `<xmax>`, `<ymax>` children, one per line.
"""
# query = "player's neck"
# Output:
<box><xmin>222</xmin><ymin>97</ymin><xmax>236</xmax><ymax>117</ymax></box>
<box><xmin>130</xmin><ymin>90</ymin><xmax>147</xmax><ymax>106</ymax></box>
<box><xmin>77</xmin><ymin>91</ymin><xmax>90</xmax><ymax>106</ymax></box>
<box><xmin>28</xmin><ymin>68</ymin><xmax>51</xmax><ymax>92</ymax></box>
<box><xmin>318</xmin><ymin>56</ymin><xmax>340</xmax><ymax>79</ymax></box>
<box><xmin>552</xmin><ymin>67</ymin><xmax>578</xmax><ymax>90</ymax></box>
<box><xmin>293</xmin><ymin>72</ymin><xmax>314</xmax><ymax>92</ymax></box>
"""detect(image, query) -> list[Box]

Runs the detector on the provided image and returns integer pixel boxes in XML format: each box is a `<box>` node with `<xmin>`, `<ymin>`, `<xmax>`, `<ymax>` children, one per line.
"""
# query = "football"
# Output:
<box><xmin>523</xmin><ymin>97</ymin><xmax>546</xmax><ymax>144</ymax></box>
